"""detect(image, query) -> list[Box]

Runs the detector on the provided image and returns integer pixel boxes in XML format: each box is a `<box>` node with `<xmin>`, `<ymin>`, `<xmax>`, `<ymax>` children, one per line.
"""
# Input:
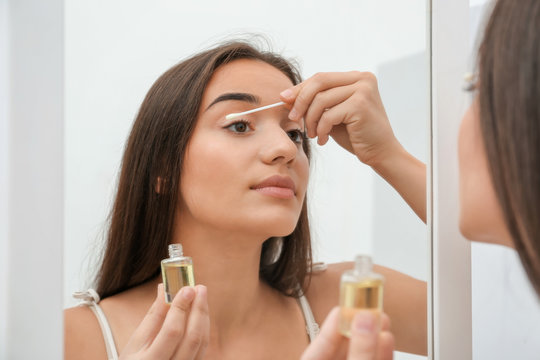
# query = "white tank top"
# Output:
<box><xmin>73</xmin><ymin>263</ymin><xmax>326</xmax><ymax>360</ymax></box>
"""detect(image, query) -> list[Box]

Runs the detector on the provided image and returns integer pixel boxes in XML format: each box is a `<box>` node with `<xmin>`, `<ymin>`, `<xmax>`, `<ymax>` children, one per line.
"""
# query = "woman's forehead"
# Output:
<box><xmin>200</xmin><ymin>59</ymin><xmax>294</xmax><ymax>109</ymax></box>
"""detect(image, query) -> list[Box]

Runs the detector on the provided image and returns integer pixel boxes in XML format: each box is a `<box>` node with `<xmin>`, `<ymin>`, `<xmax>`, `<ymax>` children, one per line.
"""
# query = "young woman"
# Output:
<box><xmin>301</xmin><ymin>0</ymin><xmax>540</xmax><ymax>358</ymax></box>
<box><xmin>64</xmin><ymin>42</ymin><xmax>427</xmax><ymax>359</ymax></box>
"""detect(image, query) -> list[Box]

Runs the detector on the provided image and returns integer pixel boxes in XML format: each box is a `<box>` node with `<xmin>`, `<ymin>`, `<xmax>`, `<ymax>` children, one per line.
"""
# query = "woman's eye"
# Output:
<box><xmin>226</xmin><ymin>120</ymin><xmax>251</xmax><ymax>133</ymax></box>
<box><xmin>287</xmin><ymin>129</ymin><xmax>304</xmax><ymax>144</ymax></box>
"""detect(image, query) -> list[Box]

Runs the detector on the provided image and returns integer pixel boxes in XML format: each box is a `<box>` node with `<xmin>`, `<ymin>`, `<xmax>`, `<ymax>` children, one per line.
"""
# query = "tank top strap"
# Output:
<box><xmin>73</xmin><ymin>289</ymin><xmax>119</xmax><ymax>360</ymax></box>
<box><xmin>311</xmin><ymin>261</ymin><xmax>328</xmax><ymax>273</ymax></box>
<box><xmin>297</xmin><ymin>293</ymin><xmax>320</xmax><ymax>342</ymax></box>
<box><xmin>297</xmin><ymin>286</ymin><xmax>319</xmax><ymax>342</ymax></box>
<box><xmin>296</xmin><ymin>261</ymin><xmax>326</xmax><ymax>342</ymax></box>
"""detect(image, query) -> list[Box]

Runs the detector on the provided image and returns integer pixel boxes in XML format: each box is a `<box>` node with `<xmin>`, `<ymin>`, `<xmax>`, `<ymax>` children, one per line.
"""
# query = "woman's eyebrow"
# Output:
<box><xmin>205</xmin><ymin>92</ymin><xmax>261</xmax><ymax>111</ymax></box>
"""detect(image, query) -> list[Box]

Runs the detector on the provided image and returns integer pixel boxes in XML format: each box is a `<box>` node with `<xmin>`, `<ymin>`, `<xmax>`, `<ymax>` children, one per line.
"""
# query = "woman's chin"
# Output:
<box><xmin>255</xmin><ymin>220</ymin><xmax>298</xmax><ymax>238</ymax></box>
<box><xmin>459</xmin><ymin>217</ymin><xmax>514</xmax><ymax>248</ymax></box>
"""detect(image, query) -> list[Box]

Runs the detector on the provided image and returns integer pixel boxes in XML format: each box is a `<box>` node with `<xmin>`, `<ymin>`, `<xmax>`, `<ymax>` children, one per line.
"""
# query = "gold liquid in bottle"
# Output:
<box><xmin>339</xmin><ymin>255</ymin><xmax>384</xmax><ymax>337</ymax></box>
<box><xmin>161</xmin><ymin>244</ymin><xmax>195</xmax><ymax>303</ymax></box>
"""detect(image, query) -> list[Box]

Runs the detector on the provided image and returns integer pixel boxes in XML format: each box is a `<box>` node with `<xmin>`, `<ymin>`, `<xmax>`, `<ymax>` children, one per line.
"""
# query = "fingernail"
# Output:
<box><xmin>289</xmin><ymin>108</ymin><xmax>298</xmax><ymax>120</ymax></box>
<box><xmin>353</xmin><ymin>311</ymin><xmax>376</xmax><ymax>335</ymax></box>
<box><xmin>280</xmin><ymin>89</ymin><xmax>293</xmax><ymax>99</ymax></box>
<box><xmin>181</xmin><ymin>286</ymin><xmax>196</xmax><ymax>301</ymax></box>
<box><xmin>196</xmin><ymin>285</ymin><xmax>207</xmax><ymax>298</ymax></box>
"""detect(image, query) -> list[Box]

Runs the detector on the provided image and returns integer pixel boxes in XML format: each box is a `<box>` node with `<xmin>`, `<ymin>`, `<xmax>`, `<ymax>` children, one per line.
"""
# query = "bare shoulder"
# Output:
<box><xmin>305</xmin><ymin>261</ymin><xmax>427</xmax><ymax>324</ymax></box>
<box><xmin>64</xmin><ymin>306</ymin><xmax>108</xmax><ymax>360</ymax></box>
<box><xmin>305</xmin><ymin>262</ymin><xmax>354</xmax><ymax>325</ymax></box>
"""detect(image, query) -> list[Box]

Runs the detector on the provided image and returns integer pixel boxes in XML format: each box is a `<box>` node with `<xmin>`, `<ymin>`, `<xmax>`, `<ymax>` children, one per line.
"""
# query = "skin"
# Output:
<box><xmin>64</xmin><ymin>60</ymin><xmax>427</xmax><ymax>359</ymax></box>
<box><xmin>457</xmin><ymin>99</ymin><xmax>513</xmax><ymax>246</ymax></box>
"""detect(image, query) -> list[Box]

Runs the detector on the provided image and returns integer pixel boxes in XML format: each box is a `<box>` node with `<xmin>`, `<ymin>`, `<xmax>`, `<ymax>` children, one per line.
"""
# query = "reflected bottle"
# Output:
<box><xmin>161</xmin><ymin>244</ymin><xmax>195</xmax><ymax>303</ymax></box>
<box><xmin>339</xmin><ymin>255</ymin><xmax>384</xmax><ymax>337</ymax></box>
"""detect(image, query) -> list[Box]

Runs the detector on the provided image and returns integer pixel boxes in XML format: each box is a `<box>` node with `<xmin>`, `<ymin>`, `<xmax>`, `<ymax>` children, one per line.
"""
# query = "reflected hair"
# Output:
<box><xmin>95</xmin><ymin>40</ymin><xmax>312</xmax><ymax>299</ymax></box>
<box><xmin>477</xmin><ymin>0</ymin><xmax>540</xmax><ymax>294</ymax></box>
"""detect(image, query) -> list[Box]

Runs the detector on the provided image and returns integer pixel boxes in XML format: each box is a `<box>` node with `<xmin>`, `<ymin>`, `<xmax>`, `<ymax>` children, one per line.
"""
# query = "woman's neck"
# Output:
<box><xmin>172</xmin><ymin>211</ymin><xmax>277</xmax><ymax>345</ymax></box>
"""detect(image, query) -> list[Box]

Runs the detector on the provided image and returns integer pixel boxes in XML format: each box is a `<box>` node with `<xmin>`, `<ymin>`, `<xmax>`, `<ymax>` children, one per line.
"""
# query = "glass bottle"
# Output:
<box><xmin>339</xmin><ymin>255</ymin><xmax>384</xmax><ymax>337</ymax></box>
<box><xmin>161</xmin><ymin>244</ymin><xmax>195</xmax><ymax>303</ymax></box>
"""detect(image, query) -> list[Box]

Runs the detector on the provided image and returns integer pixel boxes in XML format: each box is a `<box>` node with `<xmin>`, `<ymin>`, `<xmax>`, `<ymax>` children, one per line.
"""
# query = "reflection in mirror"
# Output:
<box><xmin>467</xmin><ymin>1</ymin><xmax>540</xmax><ymax>358</ymax></box>
<box><xmin>64</xmin><ymin>1</ymin><xmax>428</xmax><ymax>359</ymax></box>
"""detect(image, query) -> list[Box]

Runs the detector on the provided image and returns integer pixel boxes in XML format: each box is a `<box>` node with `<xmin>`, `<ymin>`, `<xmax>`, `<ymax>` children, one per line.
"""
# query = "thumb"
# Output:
<box><xmin>347</xmin><ymin>311</ymin><xmax>379</xmax><ymax>360</ymax></box>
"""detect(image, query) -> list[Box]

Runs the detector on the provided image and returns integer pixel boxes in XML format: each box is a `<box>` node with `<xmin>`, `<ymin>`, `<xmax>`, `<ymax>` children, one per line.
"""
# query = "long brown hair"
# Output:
<box><xmin>478</xmin><ymin>0</ymin><xmax>540</xmax><ymax>294</ymax></box>
<box><xmin>95</xmin><ymin>41</ymin><xmax>312</xmax><ymax>299</ymax></box>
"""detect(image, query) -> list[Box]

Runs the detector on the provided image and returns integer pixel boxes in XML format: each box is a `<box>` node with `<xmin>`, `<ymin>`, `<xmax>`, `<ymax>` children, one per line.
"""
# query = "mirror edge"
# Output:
<box><xmin>431</xmin><ymin>0</ymin><xmax>472</xmax><ymax>359</ymax></box>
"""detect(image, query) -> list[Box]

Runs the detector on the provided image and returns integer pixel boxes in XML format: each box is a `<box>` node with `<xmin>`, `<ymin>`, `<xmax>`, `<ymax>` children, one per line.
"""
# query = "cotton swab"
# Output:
<box><xmin>225</xmin><ymin>101</ymin><xmax>285</xmax><ymax>120</ymax></box>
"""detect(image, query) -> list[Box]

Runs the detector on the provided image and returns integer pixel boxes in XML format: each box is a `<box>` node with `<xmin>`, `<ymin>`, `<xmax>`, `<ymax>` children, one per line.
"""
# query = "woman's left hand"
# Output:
<box><xmin>301</xmin><ymin>307</ymin><xmax>395</xmax><ymax>360</ymax></box>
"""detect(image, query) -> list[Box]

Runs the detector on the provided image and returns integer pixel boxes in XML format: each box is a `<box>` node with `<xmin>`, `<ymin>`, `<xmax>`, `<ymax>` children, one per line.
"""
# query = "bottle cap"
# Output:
<box><xmin>354</xmin><ymin>255</ymin><xmax>373</xmax><ymax>275</ymax></box>
<box><xmin>168</xmin><ymin>243</ymin><xmax>183</xmax><ymax>257</ymax></box>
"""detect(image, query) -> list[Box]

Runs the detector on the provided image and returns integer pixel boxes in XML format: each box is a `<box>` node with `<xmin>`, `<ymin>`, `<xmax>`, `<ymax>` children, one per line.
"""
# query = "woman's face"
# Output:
<box><xmin>178</xmin><ymin>59</ymin><xmax>309</xmax><ymax>239</ymax></box>
<box><xmin>458</xmin><ymin>99</ymin><xmax>512</xmax><ymax>246</ymax></box>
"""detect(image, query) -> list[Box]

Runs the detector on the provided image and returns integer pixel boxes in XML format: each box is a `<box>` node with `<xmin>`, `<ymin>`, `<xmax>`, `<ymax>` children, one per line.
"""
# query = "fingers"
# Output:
<box><xmin>300</xmin><ymin>307</ymin><xmax>347</xmax><ymax>360</ymax></box>
<box><xmin>348</xmin><ymin>311</ymin><xmax>378</xmax><ymax>360</ymax></box>
<box><xmin>280</xmin><ymin>71</ymin><xmax>364</xmax><ymax>122</ymax></box>
<box><xmin>380</xmin><ymin>313</ymin><xmax>391</xmax><ymax>333</ymax></box>
<box><xmin>280</xmin><ymin>71</ymin><xmax>380</xmax><ymax>149</ymax></box>
<box><xmin>348</xmin><ymin>311</ymin><xmax>394</xmax><ymax>360</ymax></box>
<box><xmin>173</xmin><ymin>285</ymin><xmax>210</xmax><ymax>360</ymax></box>
<box><xmin>314</xmin><ymin>101</ymin><xmax>354</xmax><ymax>145</ymax></box>
<box><xmin>122</xmin><ymin>284</ymin><xmax>169</xmax><ymax>353</ymax></box>
<box><xmin>376</xmin><ymin>331</ymin><xmax>395</xmax><ymax>360</ymax></box>
<box><xmin>303</xmin><ymin>85</ymin><xmax>355</xmax><ymax>139</ymax></box>
<box><xmin>148</xmin><ymin>286</ymin><xmax>197</xmax><ymax>359</ymax></box>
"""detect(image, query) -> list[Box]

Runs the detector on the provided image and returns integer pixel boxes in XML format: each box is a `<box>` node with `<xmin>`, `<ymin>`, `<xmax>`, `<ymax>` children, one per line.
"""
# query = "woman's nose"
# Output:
<box><xmin>259</xmin><ymin>127</ymin><xmax>298</xmax><ymax>165</ymax></box>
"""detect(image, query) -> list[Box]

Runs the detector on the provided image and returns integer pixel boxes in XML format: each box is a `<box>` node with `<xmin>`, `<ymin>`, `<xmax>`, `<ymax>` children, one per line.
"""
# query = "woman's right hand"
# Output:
<box><xmin>120</xmin><ymin>284</ymin><xmax>209</xmax><ymax>360</ymax></box>
<box><xmin>301</xmin><ymin>307</ymin><xmax>394</xmax><ymax>360</ymax></box>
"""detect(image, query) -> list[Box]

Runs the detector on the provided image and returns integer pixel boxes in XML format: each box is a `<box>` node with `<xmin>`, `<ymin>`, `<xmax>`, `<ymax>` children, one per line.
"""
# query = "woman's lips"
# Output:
<box><xmin>251</xmin><ymin>175</ymin><xmax>296</xmax><ymax>199</ymax></box>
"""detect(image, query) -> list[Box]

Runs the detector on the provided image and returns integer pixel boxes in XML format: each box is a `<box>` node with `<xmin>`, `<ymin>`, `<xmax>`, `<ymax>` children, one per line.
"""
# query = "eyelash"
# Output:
<box><xmin>224</xmin><ymin>119</ymin><xmax>253</xmax><ymax>133</ymax></box>
<box><xmin>287</xmin><ymin>129</ymin><xmax>305</xmax><ymax>144</ymax></box>
<box><xmin>224</xmin><ymin>119</ymin><xmax>304</xmax><ymax>144</ymax></box>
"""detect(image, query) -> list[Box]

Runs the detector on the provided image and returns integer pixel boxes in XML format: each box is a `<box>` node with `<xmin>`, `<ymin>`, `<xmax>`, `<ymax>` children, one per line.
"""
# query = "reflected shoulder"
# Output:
<box><xmin>305</xmin><ymin>261</ymin><xmax>354</xmax><ymax>325</ymax></box>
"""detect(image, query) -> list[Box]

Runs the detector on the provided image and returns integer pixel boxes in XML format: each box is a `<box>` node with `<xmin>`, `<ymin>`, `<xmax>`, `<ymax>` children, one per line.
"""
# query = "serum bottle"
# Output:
<box><xmin>339</xmin><ymin>255</ymin><xmax>384</xmax><ymax>337</ymax></box>
<box><xmin>161</xmin><ymin>244</ymin><xmax>195</xmax><ymax>303</ymax></box>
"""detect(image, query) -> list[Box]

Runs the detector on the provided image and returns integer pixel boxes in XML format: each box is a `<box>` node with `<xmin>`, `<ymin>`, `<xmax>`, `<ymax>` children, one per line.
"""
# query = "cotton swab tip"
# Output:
<box><xmin>225</xmin><ymin>112</ymin><xmax>242</xmax><ymax>120</ymax></box>
<box><xmin>224</xmin><ymin>101</ymin><xmax>285</xmax><ymax>121</ymax></box>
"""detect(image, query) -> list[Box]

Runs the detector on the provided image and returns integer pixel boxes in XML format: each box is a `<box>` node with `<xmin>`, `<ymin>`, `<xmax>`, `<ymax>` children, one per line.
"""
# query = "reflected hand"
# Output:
<box><xmin>301</xmin><ymin>307</ymin><xmax>394</xmax><ymax>360</ymax></box>
<box><xmin>120</xmin><ymin>284</ymin><xmax>209</xmax><ymax>360</ymax></box>
<box><xmin>280</xmin><ymin>71</ymin><xmax>402</xmax><ymax>168</ymax></box>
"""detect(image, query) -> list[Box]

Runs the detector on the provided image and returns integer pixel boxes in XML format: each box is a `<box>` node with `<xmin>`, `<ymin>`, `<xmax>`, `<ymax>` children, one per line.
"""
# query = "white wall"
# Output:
<box><xmin>373</xmin><ymin>52</ymin><xmax>428</xmax><ymax>281</ymax></box>
<box><xmin>472</xmin><ymin>244</ymin><xmax>540</xmax><ymax>359</ymax></box>
<box><xmin>469</xmin><ymin>2</ymin><xmax>540</xmax><ymax>359</ymax></box>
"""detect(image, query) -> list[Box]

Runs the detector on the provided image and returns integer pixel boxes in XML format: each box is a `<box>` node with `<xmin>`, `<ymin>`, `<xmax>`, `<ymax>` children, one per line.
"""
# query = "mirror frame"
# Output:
<box><xmin>1</xmin><ymin>0</ymin><xmax>64</xmax><ymax>357</ymax></box>
<box><xmin>430</xmin><ymin>0</ymin><xmax>472</xmax><ymax>358</ymax></box>
<box><xmin>1</xmin><ymin>0</ymin><xmax>474</xmax><ymax>358</ymax></box>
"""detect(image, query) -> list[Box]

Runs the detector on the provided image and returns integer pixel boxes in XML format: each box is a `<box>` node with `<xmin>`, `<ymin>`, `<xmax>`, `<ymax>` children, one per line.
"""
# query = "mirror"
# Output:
<box><xmin>63</xmin><ymin>1</ymin><xmax>428</xmax><ymax>358</ymax></box>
